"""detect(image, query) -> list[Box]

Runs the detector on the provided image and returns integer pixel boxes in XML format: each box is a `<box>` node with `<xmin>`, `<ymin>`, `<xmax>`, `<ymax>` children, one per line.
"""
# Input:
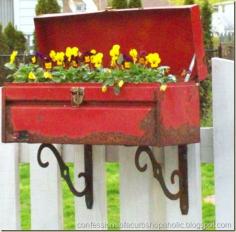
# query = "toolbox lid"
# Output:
<box><xmin>34</xmin><ymin>5</ymin><xmax>207</xmax><ymax>81</ymax></box>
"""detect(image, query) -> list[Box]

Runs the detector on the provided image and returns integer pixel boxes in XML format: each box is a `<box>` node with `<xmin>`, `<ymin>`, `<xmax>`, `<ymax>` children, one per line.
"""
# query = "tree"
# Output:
<box><xmin>0</xmin><ymin>24</ymin><xmax>9</xmax><ymax>54</ymax></box>
<box><xmin>112</xmin><ymin>0</ymin><xmax>128</xmax><ymax>9</ymax></box>
<box><xmin>35</xmin><ymin>0</ymin><xmax>60</xmax><ymax>15</ymax></box>
<box><xmin>201</xmin><ymin>0</ymin><xmax>213</xmax><ymax>49</ymax></box>
<box><xmin>184</xmin><ymin>0</ymin><xmax>195</xmax><ymax>4</ymax></box>
<box><xmin>128</xmin><ymin>0</ymin><xmax>142</xmax><ymax>8</ymax></box>
<box><xmin>4</xmin><ymin>23</ymin><xmax>26</xmax><ymax>53</ymax></box>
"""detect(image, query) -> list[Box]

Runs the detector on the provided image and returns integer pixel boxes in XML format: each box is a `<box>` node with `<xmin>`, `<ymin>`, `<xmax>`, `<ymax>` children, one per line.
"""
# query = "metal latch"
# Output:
<box><xmin>71</xmin><ymin>87</ymin><xmax>84</xmax><ymax>107</ymax></box>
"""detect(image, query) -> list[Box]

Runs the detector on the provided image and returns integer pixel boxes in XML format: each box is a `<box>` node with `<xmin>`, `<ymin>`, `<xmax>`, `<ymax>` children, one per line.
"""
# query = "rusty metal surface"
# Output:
<box><xmin>84</xmin><ymin>145</ymin><xmax>93</xmax><ymax>209</ymax></box>
<box><xmin>3</xmin><ymin>83</ymin><xmax>200</xmax><ymax>147</ymax></box>
<box><xmin>4</xmin><ymin>104</ymin><xmax>157</xmax><ymax>146</ymax></box>
<box><xmin>157</xmin><ymin>124</ymin><xmax>200</xmax><ymax>146</ymax></box>
<box><xmin>37</xmin><ymin>143</ymin><xmax>94</xmax><ymax>209</ymax></box>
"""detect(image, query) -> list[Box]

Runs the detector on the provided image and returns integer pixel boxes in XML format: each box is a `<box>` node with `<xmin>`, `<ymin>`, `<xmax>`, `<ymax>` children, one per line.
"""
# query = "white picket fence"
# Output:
<box><xmin>0</xmin><ymin>58</ymin><xmax>234</xmax><ymax>230</ymax></box>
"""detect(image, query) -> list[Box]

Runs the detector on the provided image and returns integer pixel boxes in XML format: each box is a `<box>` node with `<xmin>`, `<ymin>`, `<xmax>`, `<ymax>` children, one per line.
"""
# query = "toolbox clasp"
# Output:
<box><xmin>71</xmin><ymin>87</ymin><xmax>84</xmax><ymax>107</ymax></box>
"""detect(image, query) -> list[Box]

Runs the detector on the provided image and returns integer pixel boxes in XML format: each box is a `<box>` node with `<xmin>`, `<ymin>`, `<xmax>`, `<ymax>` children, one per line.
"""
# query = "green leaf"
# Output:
<box><xmin>4</xmin><ymin>62</ymin><xmax>16</xmax><ymax>70</ymax></box>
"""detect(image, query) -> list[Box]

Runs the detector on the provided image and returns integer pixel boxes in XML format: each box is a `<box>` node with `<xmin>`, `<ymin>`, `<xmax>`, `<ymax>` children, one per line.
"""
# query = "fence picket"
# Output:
<box><xmin>200</xmin><ymin>128</ymin><xmax>213</xmax><ymax>163</ymax></box>
<box><xmin>119</xmin><ymin>146</ymin><xmax>162</xmax><ymax>230</ymax></box>
<box><xmin>29</xmin><ymin>144</ymin><xmax>63</xmax><ymax>230</ymax></box>
<box><xmin>164</xmin><ymin>144</ymin><xmax>202</xmax><ymax>230</ymax></box>
<box><xmin>212</xmin><ymin>58</ymin><xmax>234</xmax><ymax>230</ymax></box>
<box><xmin>0</xmin><ymin>144</ymin><xmax>20</xmax><ymax>229</ymax></box>
<box><xmin>71</xmin><ymin>145</ymin><xmax>107</xmax><ymax>230</ymax></box>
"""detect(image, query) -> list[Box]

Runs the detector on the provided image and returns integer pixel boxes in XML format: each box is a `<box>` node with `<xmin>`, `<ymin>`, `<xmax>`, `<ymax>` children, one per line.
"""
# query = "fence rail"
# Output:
<box><xmin>0</xmin><ymin>58</ymin><xmax>234</xmax><ymax>230</ymax></box>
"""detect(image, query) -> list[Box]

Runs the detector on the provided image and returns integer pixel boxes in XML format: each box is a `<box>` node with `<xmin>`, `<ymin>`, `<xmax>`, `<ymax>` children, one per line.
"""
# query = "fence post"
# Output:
<box><xmin>119</xmin><ymin>146</ymin><xmax>166</xmax><ymax>230</ymax></box>
<box><xmin>164</xmin><ymin>144</ymin><xmax>202</xmax><ymax>229</ymax></box>
<box><xmin>212</xmin><ymin>58</ymin><xmax>234</xmax><ymax>230</ymax></box>
<box><xmin>29</xmin><ymin>144</ymin><xmax>64</xmax><ymax>230</ymax></box>
<box><xmin>0</xmin><ymin>87</ymin><xmax>21</xmax><ymax>230</ymax></box>
<box><xmin>66</xmin><ymin>145</ymin><xmax>107</xmax><ymax>230</ymax></box>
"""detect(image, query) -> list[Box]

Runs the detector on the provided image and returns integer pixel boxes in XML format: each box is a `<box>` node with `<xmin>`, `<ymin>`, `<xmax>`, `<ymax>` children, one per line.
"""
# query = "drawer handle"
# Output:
<box><xmin>71</xmin><ymin>87</ymin><xmax>84</xmax><ymax>107</ymax></box>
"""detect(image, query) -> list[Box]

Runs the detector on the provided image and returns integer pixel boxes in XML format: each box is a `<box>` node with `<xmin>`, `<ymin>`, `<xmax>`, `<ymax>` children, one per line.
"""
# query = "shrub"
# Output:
<box><xmin>0</xmin><ymin>23</ymin><xmax>9</xmax><ymax>54</ymax></box>
<box><xmin>184</xmin><ymin>0</ymin><xmax>195</xmax><ymax>4</ymax></box>
<box><xmin>200</xmin><ymin>0</ymin><xmax>213</xmax><ymax>124</ymax></box>
<box><xmin>4</xmin><ymin>23</ymin><xmax>26</xmax><ymax>53</ymax></box>
<box><xmin>128</xmin><ymin>0</ymin><xmax>142</xmax><ymax>8</ymax></box>
<box><xmin>201</xmin><ymin>0</ymin><xmax>213</xmax><ymax>49</ymax></box>
<box><xmin>112</xmin><ymin>0</ymin><xmax>128</xmax><ymax>9</ymax></box>
<box><xmin>35</xmin><ymin>0</ymin><xmax>60</xmax><ymax>15</ymax></box>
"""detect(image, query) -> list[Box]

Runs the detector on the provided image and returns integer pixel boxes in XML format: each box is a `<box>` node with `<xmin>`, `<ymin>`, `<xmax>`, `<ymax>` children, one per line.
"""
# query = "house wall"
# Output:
<box><xmin>0</xmin><ymin>0</ymin><xmax>14</xmax><ymax>28</ymax></box>
<box><xmin>13</xmin><ymin>0</ymin><xmax>63</xmax><ymax>36</ymax></box>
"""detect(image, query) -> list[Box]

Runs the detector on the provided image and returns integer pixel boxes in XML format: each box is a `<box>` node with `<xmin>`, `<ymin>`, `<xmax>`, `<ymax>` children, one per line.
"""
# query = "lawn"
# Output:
<box><xmin>19</xmin><ymin>161</ymin><xmax>215</xmax><ymax>230</ymax></box>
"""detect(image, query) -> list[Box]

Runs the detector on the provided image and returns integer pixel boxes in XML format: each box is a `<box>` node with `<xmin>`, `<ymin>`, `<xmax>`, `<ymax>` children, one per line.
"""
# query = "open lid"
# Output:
<box><xmin>34</xmin><ymin>5</ymin><xmax>208</xmax><ymax>81</ymax></box>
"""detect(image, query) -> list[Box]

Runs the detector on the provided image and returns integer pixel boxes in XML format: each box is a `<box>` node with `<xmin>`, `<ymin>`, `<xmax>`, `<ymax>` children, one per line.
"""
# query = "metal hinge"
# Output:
<box><xmin>71</xmin><ymin>87</ymin><xmax>84</xmax><ymax>107</ymax></box>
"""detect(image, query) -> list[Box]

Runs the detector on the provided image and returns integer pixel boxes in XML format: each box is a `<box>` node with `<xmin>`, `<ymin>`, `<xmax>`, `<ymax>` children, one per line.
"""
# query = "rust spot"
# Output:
<box><xmin>4</xmin><ymin>105</ymin><xmax>199</xmax><ymax>147</ymax></box>
<box><xmin>4</xmin><ymin>106</ymin><xmax>157</xmax><ymax>146</ymax></box>
<box><xmin>157</xmin><ymin>124</ymin><xmax>200</xmax><ymax>147</ymax></box>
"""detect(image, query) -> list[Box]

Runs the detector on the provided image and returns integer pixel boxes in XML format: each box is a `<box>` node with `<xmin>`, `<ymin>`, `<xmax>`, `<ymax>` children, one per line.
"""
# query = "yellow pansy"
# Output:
<box><xmin>146</xmin><ymin>53</ymin><xmax>161</xmax><ymax>68</ymax></box>
<box><xmin>45</xmin><ymin>62</ymin><xmax>52</xmax><ymax>69</ymax></box>
<box><xmin>55</xmin><ymin>52</ymin><xmax>65</xmax><ymax>66</ymax></box>
<box><xmin>101</xmin><ymin>85</ymin><xmax>108</xmax><ymax>93</ymax></box>
<box><xmin>118</xmin><ymin>80</ymin><xmax>124</xmax><ymax>88</ymax></box>
<box><xmin>91</xmin><ymin>52</ymin><xmax>103</xmax><ymax>68</ymax></box>
<box><xmin>109</xmin><ymin>44</ymin><xmax>120</xmax><ymax>67</ymax></box>
<box><xmin>28</xmin><ymin>72</ymin><xmax>36</xmax><ymax>80</ymax></box>
<box><xmin>49</xmin><ymin>50</ymin><xmax>56</xmax><ymax>62</ymax></box>
<box><xmin>129</xmin><ymin>48</ymin><xmax>138</xmax><ymax>63</ymax></box>
<box><xmin>71</xmin><ymin>47</ymin><xmax>79</xmax><ymax>57</ymax></box>
<box><xmin>84</xmin><ymin>56</ymin><xmax>90</xmax><ymax>63</ymax></box>
<box><xmin>160</xmin><ymin>84</ymin><xmax>167</xmax><ymax>92</ymax></box>
<box><xmin>111</xmin><ymin>57</ymin><xmax>117</xmax><ymax>67</ymax></box>
<box><xmin>72</xmin><ymin>60</ymin><xmax>77</xmax><ymax>67</ymax></box>
<box><xmin>90</xmin><ymin>49</ymin><xmax>96</xmax><ymax>54</ymax></box>
<box><xmin>31</xmin><ymin>56</ymin><xmax>36</xmax><ymax>64</ymax></box>
<box><xmin>9</xmin><ymin>50</ymin><xmax>18</xmax><ymax>64</ymax></box>
<box><xmin>44</xmin><ymin>71</ymin><xmax>52</xmax><ymax>79</ymax></box>
<box><xmin>109</xmin><ymin>44</ymin><xmax>120</xmax><ymax>57</ymax></box>
<box><xmin>124</xmin><ymin>61</ymin><xmax>131</xmax><ymax>69</ymax></box>
<box><xmin>65</xmin><ymin>47</ymin><xmax>73</xmax><ymax>61</ymax></box>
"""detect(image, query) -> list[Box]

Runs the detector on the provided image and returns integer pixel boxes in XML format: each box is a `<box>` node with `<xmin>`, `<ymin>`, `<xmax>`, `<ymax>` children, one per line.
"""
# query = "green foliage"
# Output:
<box><xmin>0</xmin><ymin>24</ymin><xmax>9</xmax><ymax>54</ymax></box>
<box><xmin>201</xmin><ymin>0</ymin><xmax>213</xmax><ymax>49</ymax></box>
<box><xmin>35</xmin><ymin>0</ymin><xmax>60</xmax><ymax>15</ymax></box>
<box><xmin>200</xmin><ymin>75</ymin><xmax>212</xmax><ymax>123</ymax></box>
<box><xmin>200</xmin><ymin>0</ymin><xmax>213</xmax><ymax>122</ymax></box>
<box><xmin>171</xmin><ymin>0</ymin><xmax>229</xmax><ymax>5</ymax></box>
<box><xmin>128</xmin><ymin>0</ymin><xmax>142</xmax><ymax>8</ymax></box>
<box><xmin>112</xmin><ymin>0</ymin><xmax>128</xmax><ymax>9</ymax></box>
<box><xmin>5</xmin><ymin>61</ymin><xmax>176</xmax><ymax>95</ymax></box>
<box><xmin>4</xmin><ymin>23</ymin><xmax>26</xmax><ymax>53</ymax></box>
<box><xmin>184</xmin><ymin>0</ymin><xmax>195</xmax><ymax>4</ymax></box>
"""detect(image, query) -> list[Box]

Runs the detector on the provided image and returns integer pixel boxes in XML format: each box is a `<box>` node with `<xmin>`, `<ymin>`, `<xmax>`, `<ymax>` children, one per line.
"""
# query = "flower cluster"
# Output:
<box><xmin>5</xmin><ymin>45</ymin><xmax>177</xmax><ymax>94</ymax></box>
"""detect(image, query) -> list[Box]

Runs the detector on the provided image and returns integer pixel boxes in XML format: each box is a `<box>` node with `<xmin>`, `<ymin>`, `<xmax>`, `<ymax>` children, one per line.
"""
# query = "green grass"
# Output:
<box><xmin>106</xmin><ymin>163</ymin><xmax>120</xmax><ymax>230</ymax></box>
<box><xmin>201</xmin><ymin>164</ymin><xmax>215</xmax><ymax>230</ymax></box>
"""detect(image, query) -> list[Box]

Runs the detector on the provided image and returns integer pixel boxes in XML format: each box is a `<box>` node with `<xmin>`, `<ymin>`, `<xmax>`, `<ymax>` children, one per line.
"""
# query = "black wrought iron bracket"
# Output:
<box><xmin>135</xmin><ymin>145</ymin><xmax>189</xmax><ymax>215</ymax></box>
<box><xmin>37</xmin><ymin>143</ymin><xmax>93</xmax><ymax>209</ymax></box>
